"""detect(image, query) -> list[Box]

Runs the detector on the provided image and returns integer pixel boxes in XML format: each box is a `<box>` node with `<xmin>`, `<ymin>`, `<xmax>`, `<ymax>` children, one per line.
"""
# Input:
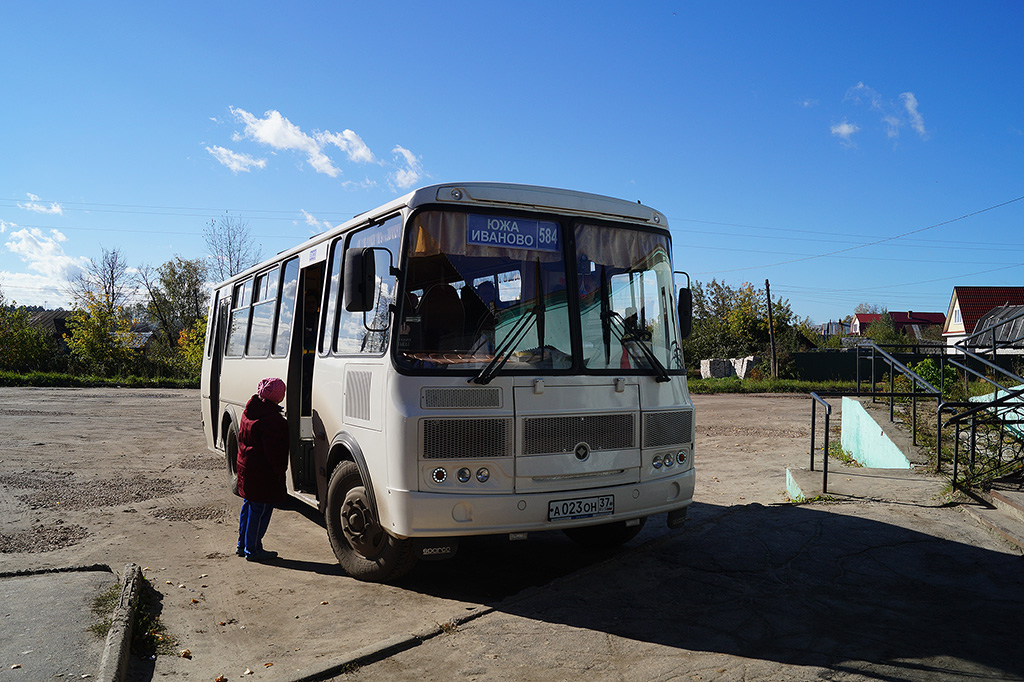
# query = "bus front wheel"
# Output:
<box><xmin>325</xmin><ymin>461</ymin><xmax>417</xmax><ymax>582</ymax></box>
<box><xmin>563</xmin><ymin>517</ymin><xmax>646</xmax><ymax>549</ymax></box>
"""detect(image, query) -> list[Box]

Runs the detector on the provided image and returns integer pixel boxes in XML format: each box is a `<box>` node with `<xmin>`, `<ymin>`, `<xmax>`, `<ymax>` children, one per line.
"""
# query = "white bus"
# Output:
<box><xmin>201</xmin><ymin>183</ymin><xmax>695</xmax><ymax>582</ymax></box>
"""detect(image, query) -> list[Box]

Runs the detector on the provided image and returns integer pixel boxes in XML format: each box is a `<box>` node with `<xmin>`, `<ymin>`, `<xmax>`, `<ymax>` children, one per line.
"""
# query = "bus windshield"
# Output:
<box><xmin>396</xmin><ymin>210</ymin><xmax>573</xmax><ymax>372</ymax></box>
<box><xmin>395</xmin><ymin>210</ymin><xmax>682</xmax><ymax>376</ymax></box>
<box><xmin>576</xmin><ymin>223</ymin><xmax>683</xmax><ymax>374</ymax></box>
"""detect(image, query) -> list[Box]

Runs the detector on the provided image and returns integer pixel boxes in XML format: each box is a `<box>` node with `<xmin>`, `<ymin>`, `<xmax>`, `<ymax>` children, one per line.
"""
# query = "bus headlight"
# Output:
<box><xmin>476</xmin><ymin>468</ymin><xmax>490</xmax><ymax>483</ymax></box>
<box><xmin>653</xmin><ymin>455</ymin><xmax>663</xmax><ymax>469</ymax></box>
<box><xmin>431</xmin><ymin>467</ymin><xmax>447</xmax><ymax>483</ymax></box>
<box><xmin>457</xmin><ymin>467</ymin><xmax>471</xmax><ymax>483</ymax></box>
<box><xmin>664</xmin><ymin>455</ymin><xmax>675</xmax><ymax>468</ymax></box>
<box><xmin>676</xmin><ymin>449</ymin><xmax>688</xmax><ymax>465</ymax></box>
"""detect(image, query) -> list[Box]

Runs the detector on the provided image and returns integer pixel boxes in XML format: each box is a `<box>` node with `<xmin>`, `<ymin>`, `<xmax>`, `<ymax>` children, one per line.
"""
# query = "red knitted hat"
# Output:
<box><xmin>256</xmin><ymin>377</ymin><xmax>286</xmax><ymax>403</ymax></box>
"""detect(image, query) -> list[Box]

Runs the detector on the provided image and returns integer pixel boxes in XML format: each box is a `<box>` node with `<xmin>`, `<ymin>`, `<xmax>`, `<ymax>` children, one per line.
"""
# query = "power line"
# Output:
<box><xmin>692</xmin><ymin>193</ymin><xmax>1024</xmax><ymax>275</ymax></box>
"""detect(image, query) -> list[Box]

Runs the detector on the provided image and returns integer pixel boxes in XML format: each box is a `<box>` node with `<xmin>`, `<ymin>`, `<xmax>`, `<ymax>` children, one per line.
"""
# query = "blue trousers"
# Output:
<box><xmin>237</xmin><ymin>500</ymin><xmax>274</xmax><ymax>556</ymax></box>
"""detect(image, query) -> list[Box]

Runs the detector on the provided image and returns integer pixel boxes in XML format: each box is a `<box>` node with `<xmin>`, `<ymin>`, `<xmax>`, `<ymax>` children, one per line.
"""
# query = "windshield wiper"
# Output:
<box><xmin>603</xmin><ymin>310</ymin><xmax>672</xmax><ymax>382</ymax></box>
<box><xmin>469</xmin><ymin>307</ymin><xmax>537</xmax><ymax>385</ymax></box>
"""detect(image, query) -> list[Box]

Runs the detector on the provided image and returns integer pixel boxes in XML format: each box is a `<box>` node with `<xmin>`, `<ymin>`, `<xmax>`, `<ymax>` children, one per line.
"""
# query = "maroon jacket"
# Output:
<box><xmin>236</xmin><ymin>395</ymin><xmax>289</xmax><ymax>504</ymax></box>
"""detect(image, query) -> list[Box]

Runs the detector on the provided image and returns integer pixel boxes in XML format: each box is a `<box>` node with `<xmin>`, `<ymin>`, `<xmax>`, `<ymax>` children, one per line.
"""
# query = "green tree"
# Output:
<box><xmin>0</xmin><ymin>287</ymin><xmax>61</xmax><ymax>372</ymax></box>
<box><xmin>684</xmin><ymin>279</ymin><xmax>803</xmax><ymax>363</ymax></box>
<box><xmin>64</xmin><ymin>292</ymin><xmax>138</xmax><ymax>376</ymax></box>
<box><xmin>864</xmin><ymin>312</ymin><xmax>909</xmax><ymax>347</ymax></box>
<box><xmin>139</xmin><ymin>257</ymin><xmax>209</xmax><ymax>356</ymax></box>
<box><xmin>176</xmin><ymin>318</ymin><xmax>207</xmax><ymax>378</ymax></box>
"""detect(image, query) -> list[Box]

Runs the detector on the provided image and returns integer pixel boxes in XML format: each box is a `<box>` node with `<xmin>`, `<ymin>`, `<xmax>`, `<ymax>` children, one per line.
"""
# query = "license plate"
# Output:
<box><xmin>548</xmin><ymin>495</ymin><xmax>615</xmax><ymax>521</ymax></box>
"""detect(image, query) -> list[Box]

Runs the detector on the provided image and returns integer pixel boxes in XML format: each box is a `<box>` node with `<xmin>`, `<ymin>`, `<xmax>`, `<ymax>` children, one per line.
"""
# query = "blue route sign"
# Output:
<box><xmin>467</xmin><ymin>214</ymin><xmax>561</xmax><ymax>252</ymax></box>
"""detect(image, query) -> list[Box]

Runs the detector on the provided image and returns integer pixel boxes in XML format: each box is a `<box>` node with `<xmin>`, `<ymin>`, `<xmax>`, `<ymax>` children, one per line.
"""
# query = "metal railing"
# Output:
<box><xmin>808</xmin><ymin>343</ymin><xmax>941</xmax><ymax>495</ymax></box>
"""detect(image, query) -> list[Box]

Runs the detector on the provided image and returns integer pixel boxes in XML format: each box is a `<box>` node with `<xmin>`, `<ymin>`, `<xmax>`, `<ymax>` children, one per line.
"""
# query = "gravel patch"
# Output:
<box><xmin>175</xmin><ymin>452</ymin><xmax>226</xmax><ymax>471</ymax></box>
<box><xmin>0</xmin><ymin>524</ymin><xmax>90</xmax><ymax>553</ymax></box>
<box><xmin>151</xmin><ymin>504</ymin><xmax>228</xmax><ymax>521</ymax></box>
<box><xmin>4</xmin><ymin>472</ymin><xmax>181</xmax><ymax>510</ymax></box>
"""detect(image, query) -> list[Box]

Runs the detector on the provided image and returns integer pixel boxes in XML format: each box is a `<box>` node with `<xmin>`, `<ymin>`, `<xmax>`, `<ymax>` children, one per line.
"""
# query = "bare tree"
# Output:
<box><xmin>66</xmin><ymin>246</ymin><xmax>136</xmax><ymax>313</ymax></box>
<box><xmin>204</xmin><ymin>213</ymin><xmax>262</xmax><ymax>281</ymax></box>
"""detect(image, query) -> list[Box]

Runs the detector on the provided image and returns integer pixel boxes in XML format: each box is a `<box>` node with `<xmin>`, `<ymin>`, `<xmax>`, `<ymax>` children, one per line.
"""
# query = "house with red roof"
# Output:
<box><xmin>850</xmin><ymin>311</ymin><xmax>946</xmax><ymax>338</ymax></box>
<box><xmin>942</xmin><ymin>286</ymin><xmax>1024</xmax><ymax>346</ymax></box>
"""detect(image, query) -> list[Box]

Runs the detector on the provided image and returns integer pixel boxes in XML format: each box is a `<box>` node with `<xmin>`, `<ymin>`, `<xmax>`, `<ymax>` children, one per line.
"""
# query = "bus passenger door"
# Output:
<box><xmin>286</xmin><ymin>262</ymin><xmax>324</xmax><ymax>494</ymax></box>
<box><xmin>208</xmin><ymin>294</ymin><xmax>230</xmax><ymax>447</ymax></box>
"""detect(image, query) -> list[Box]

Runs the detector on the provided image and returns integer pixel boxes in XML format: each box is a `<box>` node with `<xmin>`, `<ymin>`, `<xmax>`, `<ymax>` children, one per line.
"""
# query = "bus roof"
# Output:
<box><xmin>214</xmin><ymin>182</ymin><xmax>668</xmax><ymax>288</ymax></box>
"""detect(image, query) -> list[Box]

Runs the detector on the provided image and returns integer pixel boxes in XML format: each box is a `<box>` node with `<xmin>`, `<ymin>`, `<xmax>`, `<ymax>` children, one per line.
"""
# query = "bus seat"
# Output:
<box><xmin>420</xmin><ymin>284</ymin><xmax>464</xmax><ymax>351</ymax></box>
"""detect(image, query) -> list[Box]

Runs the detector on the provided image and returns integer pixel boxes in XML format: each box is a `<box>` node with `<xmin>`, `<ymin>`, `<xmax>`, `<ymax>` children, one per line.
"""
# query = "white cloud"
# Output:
<box><xmin>900</xmin><ymin>92</ymin><xmax>927</xmax><ymax>137</ymax></box>
<box><xmin>18</xmin><ymin>192</ymin><xmax>63</xmax><ymax>215</ymax></box>
<box><xmin>300</xmin><ymin>210</ymin><xmax>333</xmax><ymax>234</ymax></box>
<box><xmin>206</xmin><ymin>145</ymin><xmax>267</xmax><ymax>173</ymax></box>
<box><xmin>230</xmin><ymin>107</ymin><xmax>341</xmax><ymax>177</ymax></box>
<box><xmin>845</xmin><ymin>82</ymin><xmax>883</xmax><ymax>110</ymax></box>
<box><xmin>318</xmin><ymin>129</ymin><xmax>377</xmax><ymax>164</ymax></box>
<box><xmin>882</xmin><ymin>115</ymin><xmax>902</xmax><ymax>139</ymax></box>
<box><xmin>391</xmin><ymin>145</ymin><xmax>423</xmax><ymax>189</ymax></box>
<box><xmin>830</xmin><ymin>120</ymin><xmax>860</xmax><ymax>145</ymax></box>
<box><xmin>0</xmin><ymin>270</ymin><xmax>72</xmax><ymax>307</ymax></box>
<box><xmin>843</xmin><ymin>83</ymin><xmax>928</xmax><ymax>142</ymax></box>
<box><xmin>214</xmin><ymin>107</ymin><xmax>424</xmax><ymax>186</ymax></box>
<box><xmin>5</xmin><ymin>227</ymin><xmax>88</xmax><ymax>281</ymax></box>
<box><xmin>0</xmin><ymin>219</ymin><xmax>11</xmax><ymax>234</ymax></box>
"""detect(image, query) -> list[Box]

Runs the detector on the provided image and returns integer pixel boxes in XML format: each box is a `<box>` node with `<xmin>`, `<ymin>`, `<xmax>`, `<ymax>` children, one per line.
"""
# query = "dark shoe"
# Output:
<box><xmin>245</xmin><ymin>549</ymin><xmax>278</xmax><ymax>562</ymax></box>
<box><xmin>236</xmin><ymin>546</ymin><xmax>245</xmax><ymax>557</ymax></box>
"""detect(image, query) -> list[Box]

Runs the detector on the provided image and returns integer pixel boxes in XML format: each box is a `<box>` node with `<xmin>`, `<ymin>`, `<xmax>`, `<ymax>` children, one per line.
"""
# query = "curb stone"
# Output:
<box><xmin>97</xmin><ymin>563</ymin><xmax>141</xmax><ymax>682</ymax></box>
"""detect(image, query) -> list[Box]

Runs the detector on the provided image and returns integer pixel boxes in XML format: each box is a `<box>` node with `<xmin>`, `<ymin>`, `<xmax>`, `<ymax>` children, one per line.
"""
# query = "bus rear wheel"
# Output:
<box><xmin>325</xmin><ymin>460</ymin><xmax>417</xmax><ymax>582</ymax></box>
<box><xmin>563</xmin><ymin>517</ymin><xmax>646</xmax><ymax>549</ymax></box>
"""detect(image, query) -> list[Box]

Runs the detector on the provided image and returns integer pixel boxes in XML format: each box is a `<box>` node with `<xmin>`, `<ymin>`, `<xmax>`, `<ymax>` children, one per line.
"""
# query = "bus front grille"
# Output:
<box><xmin>643</xmin><ymin>410</ymin><xmax>694</xmax><ymax>448</ymax></box>
<box><xmin>522</xmin><ymin>414</ymin><xmax>636</xmax><ymax>455</ymax></box>
<box><xmin>422</xmin><ymin>418</ymin><xmax>514</xmax><ymax>459</ymax></box>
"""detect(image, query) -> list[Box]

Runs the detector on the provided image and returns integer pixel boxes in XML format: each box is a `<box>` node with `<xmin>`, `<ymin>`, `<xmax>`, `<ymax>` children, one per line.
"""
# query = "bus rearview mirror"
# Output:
<box><xmin>344</xmin><ymin>248</ymin><xmax>376</xmax><ymax>313</ymax></box>
<box><xmin>677</xmin><ymin>287</ymin><xmax>692</xmax><ymax>339</ymax></box>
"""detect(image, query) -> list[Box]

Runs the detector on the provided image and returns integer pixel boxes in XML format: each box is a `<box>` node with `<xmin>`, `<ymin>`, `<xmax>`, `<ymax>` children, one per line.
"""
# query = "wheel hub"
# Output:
<box><xmin>340</xmin><ymin>485</ymin><xmax>385</xmax><ymax>559</ymax></box>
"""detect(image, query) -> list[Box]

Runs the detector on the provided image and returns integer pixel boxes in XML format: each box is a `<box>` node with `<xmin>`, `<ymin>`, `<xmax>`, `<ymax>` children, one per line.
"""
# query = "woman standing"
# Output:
<box><xmin>235</xmin><ymin>377</ymin><xmax>289</xmax><ymax>562</ymax></box>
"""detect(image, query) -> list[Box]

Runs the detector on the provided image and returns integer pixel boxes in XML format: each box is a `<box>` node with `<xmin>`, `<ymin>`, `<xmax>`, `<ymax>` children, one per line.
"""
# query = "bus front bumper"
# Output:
<box><xmin>383</xmin><ymin>467</ymin><xmax>695</xmax><ymax>538</ymax></box>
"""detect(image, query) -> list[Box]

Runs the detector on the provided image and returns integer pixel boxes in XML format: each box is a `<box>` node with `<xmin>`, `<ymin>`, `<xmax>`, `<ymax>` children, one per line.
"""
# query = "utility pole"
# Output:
<box><xmin>765</xmin><ymin>279</ymin><xmax>777</xmax><ymax>378</ymax></box>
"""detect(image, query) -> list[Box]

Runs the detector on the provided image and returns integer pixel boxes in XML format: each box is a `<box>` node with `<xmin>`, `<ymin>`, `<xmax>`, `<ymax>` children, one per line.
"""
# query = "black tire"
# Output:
<box><xmin>226</xmin><ymin>428</ymin><xmax>240</xmax><ymax>495</ymax></box>
<box><xmin>564</xmin><ymin>517</ymin><xmax>646</xmax><ymax>549</ymax></box>
<box><xmin>324</xmin><ymin>460</ymin><xmax>417</xmax><ymax>582</ymax></box>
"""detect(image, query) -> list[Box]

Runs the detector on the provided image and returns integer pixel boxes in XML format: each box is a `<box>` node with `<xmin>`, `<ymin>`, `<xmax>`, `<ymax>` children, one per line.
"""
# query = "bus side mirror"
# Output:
<box><xmin>344</xmin><ymin>248</ymin><xmax>376</xmax><ymax>313</ymax></box>
<box><xmin>677</xmin><ymin>288</ymin><xmax>693</xmax><ymax>339</ymax></box>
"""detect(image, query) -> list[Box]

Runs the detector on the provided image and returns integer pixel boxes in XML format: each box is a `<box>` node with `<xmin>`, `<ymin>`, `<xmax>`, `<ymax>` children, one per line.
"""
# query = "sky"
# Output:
<box><xmin>1</xmin><ymin>1</ymin><xmax>1022</xmax><ymax>324</ymax></box>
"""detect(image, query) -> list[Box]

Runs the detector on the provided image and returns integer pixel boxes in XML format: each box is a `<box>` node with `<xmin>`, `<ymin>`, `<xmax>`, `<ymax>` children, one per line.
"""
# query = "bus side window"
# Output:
<box><xmin>336</xmin><ymin>217</ymin><xmax>401</xmax><ymax>355</ymax></box>
<box><xmin>273</xmin><ymin>258</ymin><xmax>300</xmax><ymax>357</ymax></box>
<box><xmin>320</xmin><ymin>239</ymin><xmax>344</xmax><ymax>354</ymax></box>
<box><xmin>225</xmin><ymin>279</ymin><xmax>252</xmax><ymax>357</ymax></box>
<box><xmin>206</xmin><ymin>290</ymin><xmax>220</xmax><ymax>358</ymax></box>
<box><xmin>247</xmin><ymin>266</ymin><xmax>279</xmax><ymax>357</ymax></box>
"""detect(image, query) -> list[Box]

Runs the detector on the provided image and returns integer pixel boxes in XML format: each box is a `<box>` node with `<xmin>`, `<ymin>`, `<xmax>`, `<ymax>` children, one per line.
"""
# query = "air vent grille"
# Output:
<box><xmin>422</xmin><ymin>387</ymin><xmax>501</xmax><ymax>409</ymax></box>
<box><xmin>523</xmin><ymin>414</ymin><xmax>636</xmax><ymax>455</ymax></box>
<box><xmin>345</xmin><ymin>371</ymin><xmax>371</xmax><ymax>421</ymax></box>
<box><xmin>422</xmin><ymin>418</ymin><xmax>513</xmax><ymax>459</ymax></box>
<box><xmin>643</xmin><ymin>410</ymin><xmax>694</xmax><ymax>448</ymax></box>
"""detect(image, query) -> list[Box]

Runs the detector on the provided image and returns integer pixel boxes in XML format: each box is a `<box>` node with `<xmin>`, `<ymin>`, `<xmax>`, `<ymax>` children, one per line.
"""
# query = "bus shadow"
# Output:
<box><xmin>402</xmin><ymin>502</ymin><xmax>1024</xmax><ymax>680</ymax></box>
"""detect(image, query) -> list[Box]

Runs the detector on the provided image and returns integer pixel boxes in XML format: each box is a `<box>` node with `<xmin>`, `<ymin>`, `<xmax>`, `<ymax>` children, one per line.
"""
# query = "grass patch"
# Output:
<box><xmin>0</xmin><ymin>371</ymin><xmax>197</xmax><ymax>388</ymax></box>
<box><xmin>687</xmin><ymin>377</ymin><xmax>857</xmax><ymax>395</ymax></box>
<box><xmin>828</xmin><ymin>439</ymin><xmax>862</xmax><ymax>466</ymax></box>
<box><xmin>89</xmin><ymin>584</ymin><xmax>121</xmax><ymax>638</ymax></box>
<box><xmin>134</xmin><ymin>577</ymin><xmax>177</xmax><ymax>656</ymax></box>
<box><xmin>87</xmin><ymin>577</ymin><xmax>176</xmax><ymax>656</ymax></box>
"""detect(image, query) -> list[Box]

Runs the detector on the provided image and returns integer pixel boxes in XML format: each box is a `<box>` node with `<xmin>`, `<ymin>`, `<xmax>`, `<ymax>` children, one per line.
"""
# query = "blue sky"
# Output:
<box><xmin>2</xmin><ymin>1</ymin><xmax>1022</xmax><ymax>324</ymax></box>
